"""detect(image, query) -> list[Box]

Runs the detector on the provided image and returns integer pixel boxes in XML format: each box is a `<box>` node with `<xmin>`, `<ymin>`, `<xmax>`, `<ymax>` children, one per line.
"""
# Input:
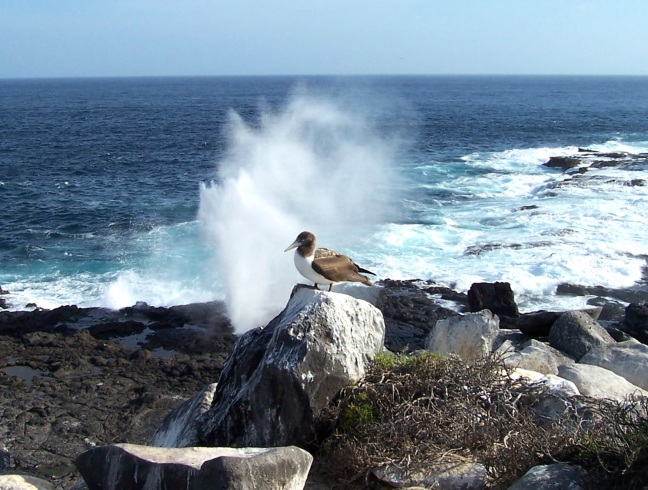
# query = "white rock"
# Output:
<box><xmin>510</xmin><ymin>368</ymin><xmax>580</xmax><ymax>397</ymax></box>
<box><xmin>425</xmin><ymin>310</ymin><xmax>499</xmax><ymax>361</ymax></box>
<box><xmin>196</xmin><ymin>287</ymin><xmax>385</xmax><ymax>448</ymax></box>
<box><xmin>501</xmin><ymin>339</ymin><xmax>575</xmax><ymax>375</ymax></box>
<box><xmin>373</xmin><ymin>460</ymin><xmax>489</xmax><ymax>489</ymax></box>
<box><xmin>557</xmin><ymin>363</ymin><xmax>648</xmax><ymax>401</ymax></box>
<box><xmin>76</xmin><ymin>443</ymin><xmax>313</xmax><ymax>490</ymax></box>
<box><xmin>580</xmin><ymin>339</ymin><xmax>648</xmax><ymax>391</ymax></box>
<box><xmin>0</xmin><ymin>475</ymin><xmax>56</xmax><ymax>490</ymax></box>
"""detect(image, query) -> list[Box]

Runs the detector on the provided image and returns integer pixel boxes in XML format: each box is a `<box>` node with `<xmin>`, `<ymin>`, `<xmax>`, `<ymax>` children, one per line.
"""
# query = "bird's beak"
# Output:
<box><xmin>284</xmin><ymin>239</ymin><xmax>300</xmax><ymax>252</ymax></box>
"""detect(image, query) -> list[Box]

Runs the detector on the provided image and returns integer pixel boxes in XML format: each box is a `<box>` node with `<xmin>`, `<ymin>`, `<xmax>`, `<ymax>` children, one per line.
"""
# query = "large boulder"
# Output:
<box><xmin>467</xmin><ymin>282</ymin><xmax>519</xmax><ymax>318</ymax></box>
<box><xmin>514</xmin><ymin>308</ymin><xmax>601</xmax><ymax>337</ymax></box>
<box><xmin>150</xmin><ymin>383</ymin><xmax>218</xmax><ymax>448</ymax></box>
<box><xmin>76</xmin><ymin>443</ymin><xmax>312</xmax><ymax>490</ymax></box>
<box><xmin>548</xmin><ymin>311</ymin><xmax>615</xmax><ymax>360</ymax></box>
<box><xmin>500</xmin><ymin>339</ymin><xmax>574</xmax><ymax>375</ymax></box>
<box><xmin>579</xmin><ymin>339</ymin><xmax>648</xmax><ymax>391</ymax></box>
<box><xmin>196</xmin><ymin>287</ymin><xmax>385</xmax><ymax>449</ymax></box>
<box><xmin>425</xmin><ymin>310</ymin><xmax>499</xmax><ymax>361</ymax></box>
<box><xmin>557</xmin><ymin>363</ymin><xmax>648</xmax><ymax>401</ymax></box>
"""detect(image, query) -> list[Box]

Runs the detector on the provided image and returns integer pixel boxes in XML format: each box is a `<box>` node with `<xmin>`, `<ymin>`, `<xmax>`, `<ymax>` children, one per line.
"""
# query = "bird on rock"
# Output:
<box><xmin>284</xmin><ymin>231</ymin><xmax>376</xmax><ymax>291</ymax></box>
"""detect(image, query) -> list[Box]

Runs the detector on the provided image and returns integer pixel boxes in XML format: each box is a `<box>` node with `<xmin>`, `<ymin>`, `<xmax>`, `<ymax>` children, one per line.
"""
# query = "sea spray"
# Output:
<box><xmin>198</xmin><ymin>93</ymin><xmax>399</xmax><ymax>332</ymax></box>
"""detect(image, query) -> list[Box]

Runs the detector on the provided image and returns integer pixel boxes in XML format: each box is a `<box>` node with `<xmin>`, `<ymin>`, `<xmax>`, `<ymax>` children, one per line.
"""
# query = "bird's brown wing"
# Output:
<box><xmin>312</xmin><ymin>253</ymin><xmax>372</xmax><ymax>285</ymax></box>
<box><xmin>314</xmin><ymin>248</ymin><xmax>340</xmax><ymax>259</ymax></box>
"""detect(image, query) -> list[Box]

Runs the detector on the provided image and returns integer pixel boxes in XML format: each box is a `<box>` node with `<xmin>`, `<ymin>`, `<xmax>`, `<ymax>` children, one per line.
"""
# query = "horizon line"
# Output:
<box><xmin>2</xmin><ymin>73</ymin><xmax>648</xmax><ymax>82</ymax></box>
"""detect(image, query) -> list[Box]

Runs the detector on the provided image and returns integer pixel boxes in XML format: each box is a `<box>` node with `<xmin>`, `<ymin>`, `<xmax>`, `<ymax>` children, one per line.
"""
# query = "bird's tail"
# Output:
<box><xmin>356</xmin><ymin>265</ymin><xmax>376</xmax><ymax>276</ymax></box>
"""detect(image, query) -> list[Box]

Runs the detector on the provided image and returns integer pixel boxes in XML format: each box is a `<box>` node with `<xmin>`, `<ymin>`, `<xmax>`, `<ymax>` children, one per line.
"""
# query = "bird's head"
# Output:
<box><xmin>284</xmin><ymin>231</ymin><xmax>316</xmax><ymax>252</ymax></box>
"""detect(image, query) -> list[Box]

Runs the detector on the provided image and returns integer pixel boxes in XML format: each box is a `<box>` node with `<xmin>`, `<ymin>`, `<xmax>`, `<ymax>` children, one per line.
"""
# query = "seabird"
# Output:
<box><xmin>284</xmin><ymin>231</ymin><xmax>376</xmax><ymax>291</ymax></box>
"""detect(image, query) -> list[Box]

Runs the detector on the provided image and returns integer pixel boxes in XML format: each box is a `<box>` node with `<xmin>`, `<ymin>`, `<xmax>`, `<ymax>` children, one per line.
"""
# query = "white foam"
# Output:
<box><xmin>101</xmin><ymin>270</ymin><xmax>218</xmax><ymax>310</ymax></box>
<box><xmin>198</xmin><ymin>93</ymin><xmax>400</xmax><ymax>332</ymax></box>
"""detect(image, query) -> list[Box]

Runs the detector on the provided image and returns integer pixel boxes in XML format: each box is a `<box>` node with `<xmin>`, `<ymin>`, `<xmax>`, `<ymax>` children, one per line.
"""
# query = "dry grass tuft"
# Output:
<box><xmin>313</xmin><ymin>351</ymin><xmax>648</xmax><ymax>489</ymax></box>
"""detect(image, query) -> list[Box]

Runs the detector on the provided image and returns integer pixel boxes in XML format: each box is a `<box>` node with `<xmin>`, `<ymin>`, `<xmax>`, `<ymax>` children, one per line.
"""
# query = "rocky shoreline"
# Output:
<box><xmin>1</xmin><ymin>277</ymin><xmax>647</xmax><ymax>488</ymax></box>
<box><xmin>0</xmin><ymin>301</ymin><xmax>236</xmax><ymax>488</ymax></box>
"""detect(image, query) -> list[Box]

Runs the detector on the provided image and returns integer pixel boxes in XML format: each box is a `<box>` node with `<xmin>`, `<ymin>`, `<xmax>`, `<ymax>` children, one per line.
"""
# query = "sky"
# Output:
<box><xmin>1</xmin><ymin>0</ymin><xmax>647</xmax><ymax>78</ymax></box>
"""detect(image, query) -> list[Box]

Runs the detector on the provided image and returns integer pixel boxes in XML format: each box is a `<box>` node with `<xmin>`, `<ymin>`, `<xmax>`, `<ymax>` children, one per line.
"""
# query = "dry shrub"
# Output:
<box><xmin>313</xmin><ymin>351</ymin><xmax>648</xmax><ymax>489</ymax></box>
<box><xmin>571</xmin><ymin>396</ymin><xmax>648</xmax><ymax>489</ymax></box>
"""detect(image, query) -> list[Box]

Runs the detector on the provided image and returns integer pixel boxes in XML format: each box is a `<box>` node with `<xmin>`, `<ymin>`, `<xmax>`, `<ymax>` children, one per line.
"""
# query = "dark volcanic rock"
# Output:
<box><xmin>468</xmin><ymin>282</ymin><xmax>520</xmax><ymax>318</ymax></box>
<box><xmin>514</xmin><ymin>310</ymin><xmax>563</xmax><ymax>337</ymax></box>
<box><xmin>623</xmin><ymin>303</ymin><xmax>648</xmax><ymax>344</ymax></box>
<box><xmin>0</xmin><ymin>302</ymin><xmax>235</xmax><ymax>489</ymax></box>
<box><xmin>556</xmin><ymin>283</ymin><xmax>648</xmax><ymax>305</ymax></box>
<box><xmin>88</xmin><ymin>320</ymin><xmax>147</xmax><ymax>339</ymax></box>
<box><xmin>544</xmin><ymin>156</ymin><xmax>581</xmax><ymax>171</ymax></box>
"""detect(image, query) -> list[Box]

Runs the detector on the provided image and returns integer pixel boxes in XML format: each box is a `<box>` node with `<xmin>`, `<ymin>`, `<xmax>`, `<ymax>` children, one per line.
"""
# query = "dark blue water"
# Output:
<box><xmin>1</xmin><ymin>76</ymin><xmax>648</xmax><ymax>314</ymax></box>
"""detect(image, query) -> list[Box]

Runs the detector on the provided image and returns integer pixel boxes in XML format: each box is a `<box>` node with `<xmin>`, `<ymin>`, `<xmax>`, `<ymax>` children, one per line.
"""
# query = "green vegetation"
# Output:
<box><xmin>340</xmin><ymin>392</ymin><xmax>378</xmax><ymax>431</ymax></box>
<box><xmin>314</xmin><ymin>351</ymin><xmax>648</xmax><ymax>489</ymax></box>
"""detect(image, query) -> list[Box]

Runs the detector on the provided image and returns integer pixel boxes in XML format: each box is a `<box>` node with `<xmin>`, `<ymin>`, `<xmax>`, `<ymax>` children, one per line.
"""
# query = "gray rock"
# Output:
<box><xmin>425</xmin><ymin>310</ymin><xmax>499</xmax><ymax>361</ymax></box>
<box><xmin>510</xmin><ymin>369</ymin><xmax>581</xmax><ymax>425</ymax></box>
<box><xmin>515</xmin><ymin>308</ymin><xmax>601</xmax><ymax>338</ymax></box>
<box><xmin>580</xmin><ymin>339</ymin><xmax>648</xmax><ymax>391</ymax></box>
<box><xmin>493</xmin><ymin>329</ymin><xmax>529</xmax><ymax>351</ymax></box>
<box><xmin>372</xmin><ymin>460</ymin><xmax>489</xmax><ymax>489</ymax></box>
<box><xmin>197</xmin><ymin>288</ymin><xmax>385</xmax><ymax>448</ymax></box>
<box><xmin>557</xmin><ymin>363</ymin><xmax>648</xmax><ymax>401</ymax></box>
<box><xmin>549</xmin><ymin>311</ymin><xmax>615</xmax><ymax>360</ymax></box>
<box><xmin>150</xmin><ymin>383</ymin><xmax>218</xmax><ymax>448</ymax></box>
<box><xmin>0</xmin><ymin>474</ymin><xmax>56</xmax><ymax>490</ymax></box>
<box><xmin>76</xmin><ymin>443</ymin><xmax>312</xmax><ymax>490</ymax></box>
<box><xmin>507</xmin><ymin>463</ymin><xmax>585</xmax><ymax>489</ymax></box>
<box><xmin>501</xmin><ymin>339</ymin><xmax>574</xmax><ymax>375</ymax></box>
<box><xmin>510</xmin><ymin>368</ymin><xmax>580</xmax><ymax>398</ymax></box>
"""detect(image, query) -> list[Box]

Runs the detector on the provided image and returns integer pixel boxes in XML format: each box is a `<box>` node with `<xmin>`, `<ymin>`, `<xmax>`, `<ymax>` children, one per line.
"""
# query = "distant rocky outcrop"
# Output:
<box><xmin>543</xmin><ymin>156</ymin><xmax>582</xmax><ymax>171</ymax></box>
<box><xmin>543</xmin><ymin>150</ymin><xmax>648</xmax><ymax>175</ymax></box>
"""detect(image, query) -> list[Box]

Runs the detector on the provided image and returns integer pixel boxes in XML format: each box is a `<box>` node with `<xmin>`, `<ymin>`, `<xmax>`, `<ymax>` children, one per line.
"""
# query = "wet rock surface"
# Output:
<box><xmin>0</xmin><ymin>301</ymin><xmax>236</xmax><ymax>488</ymax></box>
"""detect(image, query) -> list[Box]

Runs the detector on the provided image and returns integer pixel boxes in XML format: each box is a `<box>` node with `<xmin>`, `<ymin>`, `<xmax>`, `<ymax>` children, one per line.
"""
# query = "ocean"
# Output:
<box><xmin>1</xmin><ymin>76</ymin><xmax>647</xmax><ymax>332</ymax></box>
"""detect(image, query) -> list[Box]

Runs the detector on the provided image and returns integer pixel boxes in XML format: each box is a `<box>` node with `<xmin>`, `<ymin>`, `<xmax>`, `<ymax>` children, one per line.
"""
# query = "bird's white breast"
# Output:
<box><xmin>293</xmin><ymin>251</ymin><xmax>334</xmax><ymax>285</ymax></box>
